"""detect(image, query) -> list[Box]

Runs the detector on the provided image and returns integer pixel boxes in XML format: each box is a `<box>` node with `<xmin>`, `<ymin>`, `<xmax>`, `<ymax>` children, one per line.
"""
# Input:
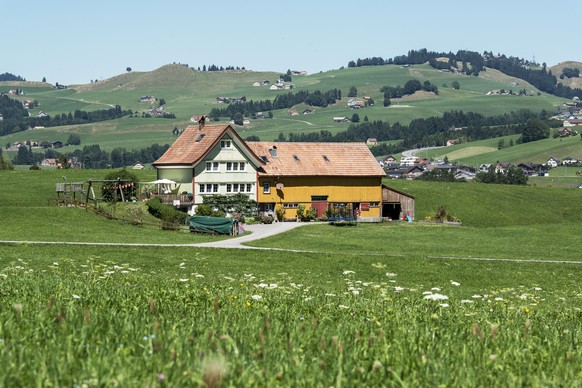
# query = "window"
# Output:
<box><xmin>263</xmin><ymin>182</ymin><xmax>271</xmax><ymax>194</ymax></box>
<box><xmin>233</xmin><ymin>183</ymin><xmax>239</xmax><ymax>192</ymax></box>
<box><xmin>200</xmin><ymin>184</ymin><xmax>216</xmax><ymax>194</ymax></box>
<box><xmin>284</xmin><ymin>203</ymin><xmax>299</xmax><ymax>208</ymax></box>
<box><xmin>226</xmin><ymin>162</ymin><xmax>245</xmax><ymax>171</ymax></box>
<box><xmin>221</xmin><ymin>140</ymin><xmax>232</xmax><ymax>148</ymax></box>
<box><xmin>226</xmin><ymin>184</ymin><xmax>232</xmax><ymax>193</ymax></box>
<box><xmin>195</xmin><ymin>134</ymin><xmax>205</xmax><ymax>142</ymax></box>
<box><xmin>246</xmin><ymin>184</ymin><xmax>252</xmax><ymax>192</ymax></box>
<box><xmin>205</xmin><ymin>162</ymin><xmax>219</xmax><ymax>171</ymax></box>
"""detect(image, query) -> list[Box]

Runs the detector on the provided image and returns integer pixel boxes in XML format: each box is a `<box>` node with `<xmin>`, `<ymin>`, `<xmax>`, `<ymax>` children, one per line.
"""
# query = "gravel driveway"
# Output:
<box><xmin>192</xmin><ymin>222</ymin><xmax>311</xmax><ymax>249</ymax></box>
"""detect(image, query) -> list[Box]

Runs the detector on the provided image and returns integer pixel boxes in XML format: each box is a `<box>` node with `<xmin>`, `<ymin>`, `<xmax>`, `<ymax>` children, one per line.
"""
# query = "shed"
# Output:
<box><xmin>382</xmin><ymin>185</ymin><xmax>415</xmax><ymax>221</ymax></box>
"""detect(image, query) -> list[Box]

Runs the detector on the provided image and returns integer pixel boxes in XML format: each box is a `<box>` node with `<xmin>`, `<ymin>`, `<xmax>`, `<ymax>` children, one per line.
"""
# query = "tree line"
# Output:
<box><xmin>348</xmin><ymin>48</ymin><xmax>582</xmax><ymax>99</ymax></box>
<box><xmin>0</xmin><ymin>72</ymin><xmax>26</xmax><ymax>82</ymax></box>
<box><xmin>484</xmin><ymin>56</ymin><xmax>582</xmax><ymax>100</ymax></box>
<box><xmin>208</xmin><ymin>89</ymin><xmax>342</xmax><ymax>120</ymax></box>
<box><xmin>347</xmin><ymin>49</ymin><xmax>486</xmax><ymax>75</ymax></box>
<box><xmin>0</xmin><ymin>96</ymin><xmax>132</xmax><ymax>135</ymax></box>
<box><xmin>11</xmin><ymin>142</ymin><xmax>170</xmax><ymax>168</ymax></box>
<box><xmin>274</xmin><ymin>109</ymin><xmax>556</xmax><ymax>156</ymax></box>
<box><xmin>199</xmin><ymin>65</ymin><xmax>246</xmax><ymax>71</ymax></box>
<box><xmin>380</xmin><ymin>79</ymin><xmax>438</xmax><ymax>99</ymax></box>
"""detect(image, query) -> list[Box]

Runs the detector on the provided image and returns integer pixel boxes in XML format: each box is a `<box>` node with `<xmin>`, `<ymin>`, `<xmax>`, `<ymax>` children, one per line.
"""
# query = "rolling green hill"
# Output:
<box><xmin>550</xmin><ymin>61</ymin><xmax>582</xmax><ymax>90</ymax></box>
<box><xmin>418</xmin><ymin>133</ymin><xmax>582</xmax><ymax>166</ymax></box>
<box><xmin>1</xmin><ymin>62</ymin><xmax>578</xmax><ymax>165</ymax></box>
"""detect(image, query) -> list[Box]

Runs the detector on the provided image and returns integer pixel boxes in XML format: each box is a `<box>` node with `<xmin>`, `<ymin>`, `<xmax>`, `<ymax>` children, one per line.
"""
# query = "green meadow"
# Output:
<box><xmin>0</xmin><ymin>170</ymin><xmax>580</xmax><ymax>385</ymax></box>
<box><xmin>1</xmin><ymin>63</ymin><xmax>567</xmax><ymax>153</ymax></box>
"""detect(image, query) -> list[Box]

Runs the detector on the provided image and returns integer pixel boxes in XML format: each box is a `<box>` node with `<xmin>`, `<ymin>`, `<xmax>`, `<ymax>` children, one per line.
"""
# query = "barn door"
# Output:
<box><xmin>310</xmin><ymin>195</ymin><xmax>328</xmax><ymax>218</ymax></box>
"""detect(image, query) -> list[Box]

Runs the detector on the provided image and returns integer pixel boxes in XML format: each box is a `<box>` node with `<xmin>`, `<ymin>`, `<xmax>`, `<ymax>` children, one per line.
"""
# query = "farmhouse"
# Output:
<box><xmin>558</xmin><ymin>127</ymin><xmax>577</xmax><ymax>137</ymax></box>
<box><xmin>333</xmin><ymin>117</ymin><xmax>351</xmax><ymax>123</ymax></box>
<box><xmin>153</xmin><ymin>124</ymin><xmax>399</xmax><ymax>221</ymax></box>
<box><xmin>153</xmin><ymin>124</ymin><xmax>262</xmax><ymax>209</ymax></box>
<box><xmin>563</xmin><ymin>118</ymin><xmax>582</xmax><ymax>126</ymax></box>
<box><xmin>546</xmin><ymin>156</ymin><xmax>560</xmax><ymax>168</ymax></box>
<box><xmin>246</xmin><ymin>141</ymin><xmax>386</xmax><ymax>220</ymax></box>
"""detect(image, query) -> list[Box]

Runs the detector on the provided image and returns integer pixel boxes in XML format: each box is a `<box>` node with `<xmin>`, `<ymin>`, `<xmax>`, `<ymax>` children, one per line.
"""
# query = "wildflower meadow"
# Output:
<box><xmin>0</xmin><ymin>244</ymin><xmax>579</xmax><ymax>386</ymax></box>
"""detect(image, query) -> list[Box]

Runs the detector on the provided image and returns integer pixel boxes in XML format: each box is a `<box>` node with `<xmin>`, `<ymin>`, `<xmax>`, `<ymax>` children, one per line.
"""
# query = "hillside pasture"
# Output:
<box><xmin>453</xmin><ymin>135</ymin><xmax>582</xmax><ymax>167</ymax></box>
<box><xmin>1</xmin><ymin>63</ymin><xmax>567</xmax><ymax>148</ymax></box>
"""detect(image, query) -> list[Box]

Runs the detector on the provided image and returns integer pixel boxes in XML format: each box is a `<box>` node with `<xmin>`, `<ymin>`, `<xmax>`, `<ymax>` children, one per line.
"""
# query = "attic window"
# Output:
<box><xmin>260</xmin><ymin>155</ymin><xmax>269</xmax><ymax>162</ymax></box>
<box><xmin>195</xmin><ymin>134</ymin><xmax>205</xmax><ymax>142</ymax></box>
<box><xmin>323</xmin><ymin>155</ymin><xmax>330</xmax><ymax>162</ymax></box>
<box><xmin>293</xmin><ymin>155</ymin><xmax>300</xmax><ymax>161</ymax></box>
<box><xmin>221</xmin><ymin>140</ymin><xmax>232</xmax><ymax>148</ymax></box>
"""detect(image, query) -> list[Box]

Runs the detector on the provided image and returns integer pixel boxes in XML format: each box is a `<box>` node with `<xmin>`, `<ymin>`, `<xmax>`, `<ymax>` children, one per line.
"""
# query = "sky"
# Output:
<box><xmin>4</xmin><ymin>0</ymin><xmax>577</xmax><ymax>85</ymax></box>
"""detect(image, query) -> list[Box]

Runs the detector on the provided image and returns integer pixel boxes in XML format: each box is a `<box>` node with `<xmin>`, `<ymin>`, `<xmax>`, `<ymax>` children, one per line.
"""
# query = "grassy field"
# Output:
<box><xmin>414</xmin><ymin>133</ymin><xmax>582</xmax><ymax>174</ymax></box>
<box><xmin>0</xmin><ymin>171</ymin><xmax>581</xmax><ymax>385</ymax></box>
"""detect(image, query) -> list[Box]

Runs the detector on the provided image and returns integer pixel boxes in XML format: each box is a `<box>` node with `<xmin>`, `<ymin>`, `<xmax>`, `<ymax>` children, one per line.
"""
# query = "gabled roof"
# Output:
<box><xmin>153</xmin><ymin>124</ymin><xmax>263</xmax><ymax>167</ymax></box>
<box><xmin>246</xmin><ymin>142</ymin><xmax>385</xmax><ymax>177</ymax></box>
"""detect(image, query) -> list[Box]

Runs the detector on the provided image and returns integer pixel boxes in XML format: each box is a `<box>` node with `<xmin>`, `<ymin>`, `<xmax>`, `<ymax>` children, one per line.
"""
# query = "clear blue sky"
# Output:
<box><xmin>4</xmin><ymin>0</ymin><xmax>576</xmax><ymax>85</ymax></box>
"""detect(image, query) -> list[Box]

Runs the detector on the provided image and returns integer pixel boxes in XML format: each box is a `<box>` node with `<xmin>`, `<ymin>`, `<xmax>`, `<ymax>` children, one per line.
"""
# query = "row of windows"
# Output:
<box><xmin>226</xmin><ymin>183</ymin><xmax>253</xmax><ymax>193</ymax></box>
<box><xmin>283</xmin><ymin>202</ymin><xmax>380</xmax><ymax>208</ymax></box>
<box><xmin>205</xmin><ymin>161</ymin><xmax>246</xmax><ymax>172</ymax></box>
<box><xmin>199</xmin><ymin>183</ymin><xmax>253</xmax><ymax>194</ymax></box>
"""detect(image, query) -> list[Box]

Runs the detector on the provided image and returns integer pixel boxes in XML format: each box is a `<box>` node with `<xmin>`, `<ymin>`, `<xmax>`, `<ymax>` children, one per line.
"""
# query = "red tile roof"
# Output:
<box><xmin>247</xmin><ymin>142</ymin><xmax>385</xmax><ymax>177</ymax></box>
<box><xmin>153</xmin><ymin>124</ymin><xmax>261</xmax><ymax>166</ymax></box>
<box><xmin>154</xmin><ymin>125</ymin><xmax>385</xmax><ymax>177</ymax></box>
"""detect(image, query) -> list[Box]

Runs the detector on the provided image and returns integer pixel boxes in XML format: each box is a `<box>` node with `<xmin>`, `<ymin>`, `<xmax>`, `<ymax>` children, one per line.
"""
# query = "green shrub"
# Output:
<box><xmin>146</xmin><ymin>197</ymin><xmax>189</xmax><ymax>225</ymax></box>
<box><xmin>275</xmin><ymin>205</ymin><xmax>286</xmax><ymax>221</ymax></box>
<box><xmin>102</xmin><ymin>169</ymin><xmax>139</xmax><ymax>202</ymax></box>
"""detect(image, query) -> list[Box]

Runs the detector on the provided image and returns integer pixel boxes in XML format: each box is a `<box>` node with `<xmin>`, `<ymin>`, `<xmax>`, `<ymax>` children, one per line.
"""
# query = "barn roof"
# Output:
<box><xmin>246</xmin><ymin>142</ymin><xmax>385</xmax><ymax>177</ymax></box>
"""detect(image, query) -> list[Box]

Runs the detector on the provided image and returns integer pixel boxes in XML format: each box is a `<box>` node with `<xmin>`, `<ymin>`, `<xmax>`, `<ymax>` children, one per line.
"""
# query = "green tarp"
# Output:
<box><xmin>188</xmin><ymin>216</ymin><xmax>238</xmax><ymax>235</ymax></box>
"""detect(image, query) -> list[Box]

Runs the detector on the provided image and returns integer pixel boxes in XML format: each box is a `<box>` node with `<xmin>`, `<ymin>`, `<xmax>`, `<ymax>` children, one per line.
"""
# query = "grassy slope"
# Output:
<box><xmin>0</xmin><ymin>169</ymin><xmax>226</xmax><ymax>244</ymax></box>
<box><xmin>246</xmin><ymin>179</ymin><xmax>582</xmax><ymax>262</ymax></box>
<box><xmin>550</xmin><ymin>61</ymin><xmax>582</xmax><ymax>89</ymax></box>
<box><xmin>418</xmin><ymin>133</ymin><xmax>582</xmax><ymax>166</ymax></box>
<box><xmin>1</xmin><ymin>63</ymin><xmax>566</xmax><ymax>150</ymax></box>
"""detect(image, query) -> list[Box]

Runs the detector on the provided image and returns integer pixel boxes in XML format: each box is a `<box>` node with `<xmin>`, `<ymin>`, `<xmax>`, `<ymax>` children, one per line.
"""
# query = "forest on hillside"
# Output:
<box><xmin>349</xmin><ymin>49</ymin><xmax>582</xmax><ymax>100</ymax></box>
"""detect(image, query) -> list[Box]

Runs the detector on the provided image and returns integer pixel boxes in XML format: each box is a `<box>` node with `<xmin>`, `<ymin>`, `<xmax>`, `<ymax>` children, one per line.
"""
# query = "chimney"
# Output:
<box><xmin>269</xmin><ymin>145</ymin><xmax>278</xmax><ymax>158</ymax></box>
<box><xmin>198</xmin><ymin>115</ymin><xmax>206</xmax><ymax>130</ymax></box>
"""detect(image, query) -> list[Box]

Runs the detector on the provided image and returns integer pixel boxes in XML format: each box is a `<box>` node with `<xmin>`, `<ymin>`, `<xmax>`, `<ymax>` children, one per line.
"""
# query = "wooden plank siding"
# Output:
<box><xmin>382</xmin><ymin>185</ymin><xmax>415</xmax><ymax>220</ymax></box>
<box><xmin>257</xmin><ymin>176</ymin><xmax>383</xmax><ymax>218</ymax></box>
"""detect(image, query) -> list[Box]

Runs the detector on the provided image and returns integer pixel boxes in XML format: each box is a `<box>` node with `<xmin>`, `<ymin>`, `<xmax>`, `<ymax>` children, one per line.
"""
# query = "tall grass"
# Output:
<box><xmin>0</xmin><ymin>246</ymin><xmax>579</xmax><ymax>386</ymax></box>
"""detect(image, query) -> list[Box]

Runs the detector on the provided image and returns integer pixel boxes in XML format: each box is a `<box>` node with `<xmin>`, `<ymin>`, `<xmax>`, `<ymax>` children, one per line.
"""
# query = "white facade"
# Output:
<box><xmin>193</xmin><ymin>136</ymin><xmax>257</xmax><ymax>204</ymax></box>
<box><xmin>400</xmin><ymin>156</ymin><xmax>417</xmax><ymax>166</ymax></box>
